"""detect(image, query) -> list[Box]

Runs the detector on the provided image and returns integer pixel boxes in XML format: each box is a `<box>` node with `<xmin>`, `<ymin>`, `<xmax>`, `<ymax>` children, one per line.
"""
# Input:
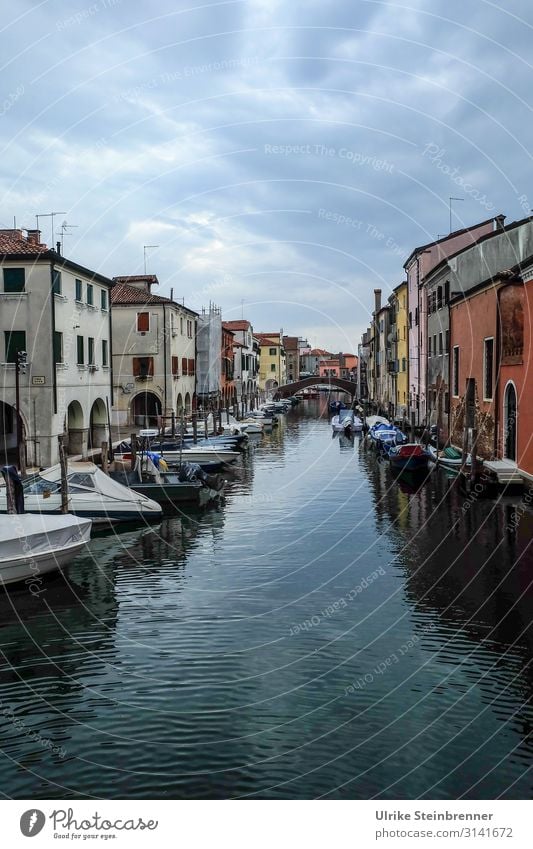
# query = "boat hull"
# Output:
<box><xmin>0</xmin><ymin>514</ymin><xmax>91</xmax><ymax>586</ymax></box>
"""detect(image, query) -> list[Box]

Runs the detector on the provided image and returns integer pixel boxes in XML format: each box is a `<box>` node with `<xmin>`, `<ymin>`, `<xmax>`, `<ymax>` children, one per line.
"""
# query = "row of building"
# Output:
<box><xmin>357</xmin><ymin>213</ymin><xmax>533</xmax><ymax>480</ymax></box>
<box><xmin>0</xmin><ymin>229</ymin><xmax>304</xmax><ymax>467</ymax></box>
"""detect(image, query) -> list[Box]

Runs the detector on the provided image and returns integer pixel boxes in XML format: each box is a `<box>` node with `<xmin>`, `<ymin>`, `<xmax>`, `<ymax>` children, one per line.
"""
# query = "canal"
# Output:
<box><xmin>0</xmin><ymin>397</ymin><xmax>532</xmax><ymax>799</ymax></box>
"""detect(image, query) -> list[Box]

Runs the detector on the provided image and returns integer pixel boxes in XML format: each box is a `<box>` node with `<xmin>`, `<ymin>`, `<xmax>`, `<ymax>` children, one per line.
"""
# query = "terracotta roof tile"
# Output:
<box><xmin>111</xmin><ymin>282</ymin><xmax>172</xmax><ymax>306</ymax></box>
<box><xmin>0</xmin><ymin>229</ymin><xmax>49</xmax><ymax>255</ymax></box>
<box><xmin>223</xmin><ymin>319</ymin><xmax>251</xmax><ymax>331</ymax></box>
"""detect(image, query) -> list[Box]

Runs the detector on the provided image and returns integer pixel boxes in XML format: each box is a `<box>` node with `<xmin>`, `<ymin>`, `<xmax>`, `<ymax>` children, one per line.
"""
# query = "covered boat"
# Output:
<box><xmin>332</xmin><ymin>408</ymin><xmax>357</xmax><ymax>433</ymax></box>
<box><xmin>0</xmin><ymin>513</ymin><xmax>91</xmax><ymax>586</ymax></box>
<box><xmin>0</xmin><ymin>462</ymin><xmax>162</xmax><ymax>524</ymax></box>
<box><xmin>110</xmin><ymin>457</ymin><xmax>225</xmax><ymax>507</ymax></box>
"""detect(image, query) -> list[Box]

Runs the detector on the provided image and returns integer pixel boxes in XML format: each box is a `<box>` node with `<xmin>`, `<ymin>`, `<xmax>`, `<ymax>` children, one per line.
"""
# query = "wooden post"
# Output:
<box><xmin>192</xmin><ymin>413</ymin><xmax>198</xmax><ymax>444</ymax></box>
<box><xmin>3</xmin><ymin>471</ymin><xmax>16</xmax><ymax>514</ymax></box>
<box><xmin>218</xmin><ymin>410</ymin><xmax>223</xmax><ymax>433</ymax></box>
<box><xmin>204</xmin><ymin>413</ymin><xmax>208</xmax><ymax>440</ymax></box>
<box><xmin>130</xmin><ymin>432</ymin><xmax>137</xmax><ymax>471</ymax></box>
<box><xmin>101</xmin><ymin>442</ymin><xmax>109</xmax><ymax>474</ymax></box>
<box><xmin>58</xmin><ymin>435</ymin><xmax>69</xmax><ymax>514</ymax></box>
<box><xmin>410</xmin><ymin>412</ymin><xmax>416</xmax><ymax>442</ymax></box>
<box><xmin>171</xmin><ymin>411</ymin><xmax>176</xmax><ymax>437</ymax></box>
<box><xmin>461</xmin><ymin>378</ymin><xmax>476</xmax><ymax>472</ymax></box>
<box><xmin>436</xmin><ymin>386</ymin><xmax>443</xmax><ymax>450</ymax></box>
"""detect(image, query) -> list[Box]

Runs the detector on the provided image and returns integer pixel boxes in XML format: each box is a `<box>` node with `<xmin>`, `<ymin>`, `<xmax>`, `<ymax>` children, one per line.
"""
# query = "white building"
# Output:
<box><xmin>111</xmin><ymin>276</ymin><xmax>197</xmax><ymax>427</ymax></box>
<box><xmin>196</xmin><ymin>305</ymin><xmax>222</xmax><ymax>408</ymax></box>
<box><xmin>0</xmin><ymin>229</ymin><xmax>113</xmax><ymax>467</ymax></box>
<box><xmin>222</xmin><ymin>319</ymin><xmax>259</xmax><ymax>405</ymax></box>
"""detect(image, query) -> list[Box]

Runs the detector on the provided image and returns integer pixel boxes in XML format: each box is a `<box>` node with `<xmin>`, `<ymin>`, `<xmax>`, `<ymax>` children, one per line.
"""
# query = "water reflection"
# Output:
<box><xmin>0</xmin><ymin>399</ymin><xmax>531</xmax><ymax>799</ymax></box>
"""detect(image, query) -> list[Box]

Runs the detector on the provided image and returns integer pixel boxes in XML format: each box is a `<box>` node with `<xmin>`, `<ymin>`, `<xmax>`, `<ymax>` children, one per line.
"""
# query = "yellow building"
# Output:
<box><xmin>390</xmin><ymin>282</ymin><xmax>408</xmax><ymax>417</ymax></box>
<box><xmin>257</xmin><ymin>332</ymin><xmax>286</xmax><ymax>392</ymax></box>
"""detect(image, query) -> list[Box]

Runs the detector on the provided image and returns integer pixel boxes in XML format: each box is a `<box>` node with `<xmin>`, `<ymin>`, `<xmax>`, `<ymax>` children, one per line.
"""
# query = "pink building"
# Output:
<box><xmin>405</xmin><ymin>216</ymin><xmax>503</xmax><ymax>425</ymax></box>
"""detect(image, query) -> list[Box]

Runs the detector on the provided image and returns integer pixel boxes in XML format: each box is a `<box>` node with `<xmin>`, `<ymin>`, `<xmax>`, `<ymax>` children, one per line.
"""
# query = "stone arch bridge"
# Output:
<box><xmin>274</xmin><ymin>376</ymin><xmax>357</xmax><ymax>399</ymax></box>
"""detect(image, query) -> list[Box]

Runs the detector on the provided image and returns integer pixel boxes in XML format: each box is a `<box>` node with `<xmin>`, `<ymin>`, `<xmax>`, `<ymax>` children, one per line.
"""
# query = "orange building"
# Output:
<box><xmin>449</xmin><ymin>258</ymin><xmax>533</xmax><ymax>480</ymax></box>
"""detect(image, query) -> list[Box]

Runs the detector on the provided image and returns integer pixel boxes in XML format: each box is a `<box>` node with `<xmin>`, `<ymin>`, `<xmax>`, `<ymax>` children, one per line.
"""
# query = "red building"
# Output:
<box><xmin>449</xmin><ymin>258</ymin><xmax>533</xmax><ymax>480</ymax></box>
<box><xmin>220</xmin><ymin>324</ymin><xmax>236</xmax><ymax>408</ymax></box>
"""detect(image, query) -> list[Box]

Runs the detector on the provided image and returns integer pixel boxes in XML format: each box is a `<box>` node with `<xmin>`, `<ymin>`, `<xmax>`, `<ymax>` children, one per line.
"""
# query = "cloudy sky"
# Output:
<box><xmin>1</xmin><ymin>0</ymin><xmax>532</xmax><ymax>351</ymax></box>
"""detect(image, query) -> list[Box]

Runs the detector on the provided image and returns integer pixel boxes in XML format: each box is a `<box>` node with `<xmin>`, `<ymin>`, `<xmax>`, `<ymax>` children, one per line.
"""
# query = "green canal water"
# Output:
<box><xmin>0</xmin><ymin>398</ymin><xmax>532</xmax><ymax>799</ymax></box>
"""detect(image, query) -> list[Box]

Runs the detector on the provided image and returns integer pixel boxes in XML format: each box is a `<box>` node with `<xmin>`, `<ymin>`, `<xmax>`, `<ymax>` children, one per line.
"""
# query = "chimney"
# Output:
<box><xmin>494</xmin><ymin>214</ymin><xmax>506</xmax><ymax>231</ymax></box>
<box><xmin>374</xmin><ymin>288</ymin><xmax>382</xmax><ymax>313</ymax></box>
<box><xmin>26</xmin><ymin>229</ymin><xmax>42</xmax><ymax>245</ymax></box>
<box><xmin>56</xmin><ymin>241</ymin><xmax>61</xmax><ymax>255</ymax></box>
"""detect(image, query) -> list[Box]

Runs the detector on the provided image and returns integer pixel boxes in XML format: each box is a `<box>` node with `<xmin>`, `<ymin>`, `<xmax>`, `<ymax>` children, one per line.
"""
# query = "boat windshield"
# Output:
<box><xmin>23</xmin><ymin>476</ymin><xmax>61</xmax><ymax>494</ymax></box>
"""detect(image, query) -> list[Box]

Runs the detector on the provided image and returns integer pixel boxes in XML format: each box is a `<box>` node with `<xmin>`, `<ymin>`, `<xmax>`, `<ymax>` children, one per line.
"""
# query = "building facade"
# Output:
<box><xmin>0</xmin><ymin>229</ymin><xmax>112</xmax><ymax>467</ymax></box>
<box><xmin>222</xmin><ymin>319</ymin><xmax>259</xmax><ymax>405</ymax></box>
<box><xmin>283</xmin><ymin>335</ymin><xmax>300</xmax><ymax>383</ymax></box>
<box><xmin>220</xmin><ymin>324</ymin><xmax>235</xmax><ymax>408</ymax></box>
<box><xmin>111</xmin><ymin>276</ymin><xmax>197</xmax><ymax>426</ymax></box>
<box><xmin>405</xmin><ymin>216</ymin><xmax>501</xmax><ymax>426</ymax></box>
<box><xmin>388</xmin><ymin>282</ymin><xmax>408</xmax><ymax>419</ymax></box>
<box><xmin>196</xmin><ymin>305</ymin><xmax>222</xmax><ymax>408</ymax></box>
<box><xmin>257</xmin><ymin>332</ymin><xmax>286</xmax><ymax>391</ymax></box>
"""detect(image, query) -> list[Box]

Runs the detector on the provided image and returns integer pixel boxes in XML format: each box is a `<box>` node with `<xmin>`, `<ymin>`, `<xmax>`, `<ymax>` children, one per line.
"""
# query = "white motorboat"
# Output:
<box><xmin>145</xmin><ymin>441</ymin><xmax>241</xmax><ymax>464</ymax></box>
<box><xmin>239</xmin><ymin>419</ymin><xmax>264</xmax><ymax>434</ymax></box>
<box><xmin>365</xmin><ymin>415</ymin><xmax>390</xmax><ymax>429</ymax></box>
<box><xmin>0</xmin><ymin>462</ymin><xmax>162</xmax><ymax>524</ymax></box>
<box><xmin>332</xmin><ymin>409</ymin><xmax>356</xmax><ymax>433</ymax></box>
<box><xmin>0</xmin><ymin>512</ymin><xmax>91</xmax><ymax>586</ymax></box>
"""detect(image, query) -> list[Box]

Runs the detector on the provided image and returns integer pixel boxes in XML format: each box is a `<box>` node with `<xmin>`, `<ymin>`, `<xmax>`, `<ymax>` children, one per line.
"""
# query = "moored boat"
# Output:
<box><xmin>0</xmin><ymin>512</ymin><xmax>92</xmax><ymax>586</ymax></box>
<box><xmin>388</xmin><ymin>443</ymin><xmax>432</xmax><ymax>473</ymax></box>
<box><xmin>0</xmin><ymin>462</ymin><xmax>162</xmax><ymax>524</ymax></box>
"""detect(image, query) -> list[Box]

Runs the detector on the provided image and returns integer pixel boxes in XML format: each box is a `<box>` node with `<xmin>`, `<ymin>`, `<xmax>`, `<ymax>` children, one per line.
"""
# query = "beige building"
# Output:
<box><xmin>111</xmin><ymin>276</ymin><xmax>197</xmax><ymax>427</ymax></box>
<box><xmin>256</xmin><ymin>332</ymin><xmax>286</xmax><ymax>392</ymax></box>
<box><xmin>0</xmin><ymin>229</ymin><xmax>112</xmax><ymax>467</ymax></box>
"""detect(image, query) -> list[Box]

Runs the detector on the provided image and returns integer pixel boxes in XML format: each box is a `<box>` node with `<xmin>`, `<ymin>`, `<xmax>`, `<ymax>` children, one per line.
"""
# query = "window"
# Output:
<box><xmin>88</xmin><ymin>337</ymin><xmax>95</xmax><ymax>365</ymax></box>
<box><xmin>445</xmin><ymin>329</ymin><xmax>449</xmax><ymax>352</ymax></box>
<box><xmin>101</xmin><ymin>289</ymin><xmax>108</xmax><ymax>310</ymax></box>
<box><xmin>269</xmin><ymin>347</ymin><xmax>276</xmax><ymax>356</ymax></box>
<box><xmin>182</xmin><ymin>357</ymin><xmax>188</xmax><ymax>376</ymax></box>
<box><xmin>3</xmin><ymin>268</ymin><xmax>25</xmax><ymax>293</ymax></box>
<box><xmin>483</xmin><ymin>338</ymin><xmax>494</xmax><ymax>400</ymax></box>
<box><xmin>172</xmin><ymin>356</ymin><xmax>179</xmax><ymax>376</ymax></box>
<box><xmin>4</xmin><ymin>330</ymin><xmax>26</xmax><ymax>363</ymax></box>
<box><xmin>439</xmin><ymin>333</ymin><xmax>443</xmax><ymax>355</ymax></box>
<box><xmin>433</xmin><ymin>335</ymin><xmax>437</xmax><ymax>355</ymax></box>
<box><xmin>408</xmin><ymin>311</ymin><xmax>412</xmax><ymax>329</ymax></box>
<box><xmin>452</xmin><ymin>346</ymin><xmax>460</xmax><ymax>396</ymax></box>
<box><xmin>54</xmin><ymin>331</ymin><xmax>63</xmax><ymax>364</ymax></box>
<box><xmin>415</xmin><ymin>307</ymin><xmax>419</xmax><ymax>326</ymax></box>
<box><xmin>102</xmin><ymin>339</ymin><xmax>108</xmax><ymax>367</ymax></box>
<box><xmin>180</xmin><ymin>316</ymin><xmax>184</xmax><ymax>334</ymax></box>
<box><xmin>437</xmin><ymin>286</ymin><xmax>443</xmax><ymax>309</ymax></box>
<box><xmin>133</xmin><ymin>356</ymin><xmax>154</xmax><ymax>377</ymax></box>
<box><xmin>188</xmin><ymin>358</ymin><xmax>195</xmax><ymax>376</ymax></box>
<box><xmin>428</xmin><ymin>337</ymin><xmax>432</xmax><ymax>356</ymax></box>
<box><xmin>444</xmin><ymin>280</ymin><xmax>450</xmax><ymax>304</ymax></box>
<box><xmin>402</xmin><ymin>357</ymin><xmax>406</xmax><ymax>372</ymax></box>
<box><xmin>87</xmin><ymin>283</ymin><xmax>94</xmax><ymax>306</ymax></box>
<box><xmin>271</xmin><ymin>363</ymin><xmax>276</xmax><ymax>371</ymax></box>
<box><xmin>75</xmin><ymin>278</ymin><xmax>82</xmax><ymax>301</ymax></box>
<box><xmin>137</xmin><ymin>312</ymin><xmax>150</xmax><ymax>332</ymax></box>
<box><xmin>52</xmin><ymin>270</ymin><xmax>61</xmax><ymax>295</ymax></box>
<box><xmin>77</xmin><ymin>335</ymin><xmax>84</xmax><ymax>365</ymax></box>
<box><xmin>187</xmin><ymin>319</ymin><xmax>193</xmax><ymax>338</ymax></box>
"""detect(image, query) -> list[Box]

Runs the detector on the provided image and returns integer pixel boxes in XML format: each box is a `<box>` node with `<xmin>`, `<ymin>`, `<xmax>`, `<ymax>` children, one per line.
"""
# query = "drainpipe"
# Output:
<box><xmin>50</xmin><ymin>258</ymin><xmax>57</xmax><ymax>414</ymax></box>
<box><xmin>162</xmin><ymin>303</ymin><xmax>168</xmax><ymax>419</ymax></box>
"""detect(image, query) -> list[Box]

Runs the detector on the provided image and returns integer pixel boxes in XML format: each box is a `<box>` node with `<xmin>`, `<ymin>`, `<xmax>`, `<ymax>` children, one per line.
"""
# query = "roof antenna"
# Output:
<box><xmin>36</xmin><ymin>211</ymin><xmax>66</xmax><ymax>245</ymax></box>
<box><xmin>143</xmin><ymin>245</ymin><xmax>159</xmax><ymax>274</ymax></box>
<box><xmin>59</xmin><ymin>220</ymin><xmax>78</xmax><ymax>252</ymax></box>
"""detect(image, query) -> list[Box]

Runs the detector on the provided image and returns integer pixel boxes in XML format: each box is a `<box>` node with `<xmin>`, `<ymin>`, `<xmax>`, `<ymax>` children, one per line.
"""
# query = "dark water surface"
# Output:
<box><xmin>1</xmin><ymin>399</ymin><xmax>532</xmax><ymax>799</ymax></box>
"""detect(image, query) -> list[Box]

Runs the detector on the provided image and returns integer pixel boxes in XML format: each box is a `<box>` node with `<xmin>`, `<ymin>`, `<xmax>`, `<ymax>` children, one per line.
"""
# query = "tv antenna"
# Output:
<box><xmin>58</xmin><ymin>220</ymin><xmax>78</xmax><ymax>252</ymax></box>
<box><xmin>143</xmin><ymin>245</ymin><xmax>159</xmax><ymax>274</ymax></box>
<box><xmin>36</xmin><ymin>211</ymin><xmax>66</xmax><ymax>245</ymax></box>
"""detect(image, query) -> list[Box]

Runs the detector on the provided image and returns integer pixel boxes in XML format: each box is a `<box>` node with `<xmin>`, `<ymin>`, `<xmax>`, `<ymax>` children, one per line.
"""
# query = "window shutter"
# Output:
<box><xmin>182</xmin><ymin>357</ymin><xmax>188</xmax><ymax>375</ymax></box>
<box><xmin>137</xmin><ymin>312</ymin><xmax>150</xmax><ymax>332</ymax></box>
<box><xmin>172</xmin><ymin>356</ymin><xmax>179</xmax><ymax>376</ymax></box>
<box><xmin>188</xmin><ymin>358</ymin><xmax>195</xmax><ymax>375</ymax></box>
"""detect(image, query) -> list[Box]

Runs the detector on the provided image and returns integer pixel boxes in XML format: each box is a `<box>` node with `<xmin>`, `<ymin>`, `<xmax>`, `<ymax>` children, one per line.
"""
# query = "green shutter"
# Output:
<box><xmin>53</xmin><ymin>331</ymin><xmax>63</xmax><ymax>363</ymax></box>
<box><xmin>4</xmin><ymin>330</ymin><xmax>26</xmax><ymax>363</ymax></box>
<box><xmin>52</xmin><ymin>270</ymin><xmax>61</xmax><ymax>294</ymax></box>
<box><xmin>77</xmin><ymin>336</ymin><xmax>84</xmax><ymax>365</ymax></box>
<box><xmin>75</xmin><ymin>279</ymin><xmax>82</xmax><ymax>301</ymax></box>
<box><xmin>3</xmin><ymin>268</ymin><xmax>25</xmax><ymax>293</ymax></box>
<box><xmin>101</xmin><ymin>289</ymin><xmax>107</xmax><ymax>310</ymax></box>
<box><xmin>102</xmin><ymin>339</ymin><xmax>108</xmax><ymax>366</ymax></box>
